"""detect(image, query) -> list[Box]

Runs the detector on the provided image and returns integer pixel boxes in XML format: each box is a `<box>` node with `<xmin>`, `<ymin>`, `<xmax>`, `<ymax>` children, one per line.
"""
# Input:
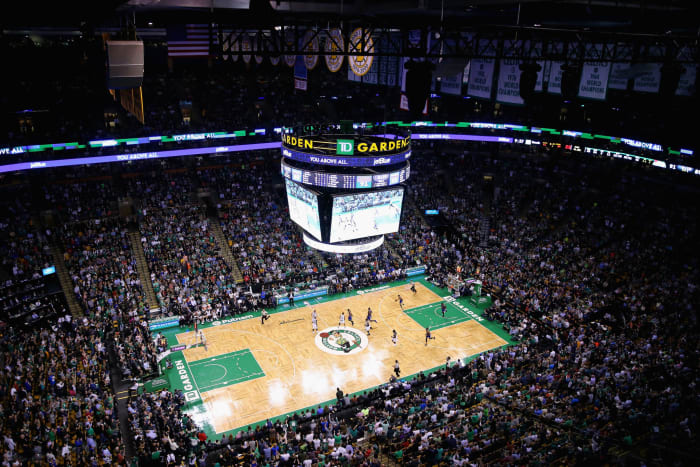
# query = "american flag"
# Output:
<box><xmin>167</xmin><ymin>24</ymin><xmax>217</xmax><ymax>57</ymax></box>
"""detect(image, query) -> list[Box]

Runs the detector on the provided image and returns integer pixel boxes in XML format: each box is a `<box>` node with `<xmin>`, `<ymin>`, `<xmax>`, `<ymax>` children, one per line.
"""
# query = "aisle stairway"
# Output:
<box><xmin>126</xmin><ymin>230</ymin><xmax>160</xmax><ymax>313</ymax></box>
<box><xmin>313</xmin><ymin>250</ymin><xmax>329</xmax><ymax>269</ymax></box>
<box><xmin>208</xmin><ymin>216</ymin><xmax>244</xmax><ymax>283</ymax></box>
<box><xmin>478</xmin><ymin>194</ymin><xmax>492</xmax><ymax>249</ymax></box>
<box><xmin>385</xmin><ymin>240</ymin><xmax>402</xmax><ymax>262</ymax></box>
<box><xmin>50</xmin><ymin>243</ymin><xmax>83</xmax><ymax>316</ymax></box>
<box><xmin>478</xmin><ymin>214</ymin><xmax>491</xmax><ymax>248</ymax></box>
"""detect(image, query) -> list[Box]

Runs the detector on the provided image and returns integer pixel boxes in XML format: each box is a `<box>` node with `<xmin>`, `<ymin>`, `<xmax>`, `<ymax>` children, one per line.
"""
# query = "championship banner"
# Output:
<box><xmin>546</xmin><ymin>61</ymin><xmax>564</xmax><ymax>94</ymax></box>
<box><xmin>284</xmin><ymin>30</ymin><xmax>296</xmax><ymax>67</ymax></box>
<box><xmin>467</xmin><ymin>59</ymin><xmax>496</xmax><ymax>99</ymax></box>
<box><xmin>241</xmin><ymin>35</ymin><xmax>252</xmax><ymax>64</ymax></box>
<box><xmin>324</xmin><ymin>29</ymin><xmax>344</xmax><ymax>72</ymax></box>
<box><xmin>348</xmin><ymin>28</ymin><xmax>375</xmax><ymax>77</ymax></box>
<box><xmin>633</xmin><ymin>44</ymin><xmax>664</xmax><ymax>93</ymax></box>
<box><xmin>607</xmin><ymin>43</ymin><xmax>633</xmax><ymax>90</ymax></box>
<box><xmin>440</xmin><ymin>74</ymin><xmax>462</xmax><ymax>95</ymax></box>
<box><xmin>544</xmin><ymin>42</ymin><xmax>564</xmax><ymax>94</ymax></box>
<box><xmin>676</xmin><ymin>64</ymin><xmax>697</xmax><ymax>96</ymax></box>
<box><xmin>633</xmin><ymin>63</ymin><xmax>663</xmax><ymax>93</ymax></box>
<box><xmin>303</xmin><ymin>30</ymin><xmax>319</xmax><ymax>70</ymax></box>
<box><xmin>578</xmin><ymin>44</ymin><xmax>611</xmax><ymax>100</ymax></box>
<box><xmin>496</xmin><ymin>59</ymin><xmax>523</xmax><ymax>105</ymax></box>
<box><xmin>433</xmin><ymin>39</ymin><xmax>462</xmax><ymax>95</ymax></box>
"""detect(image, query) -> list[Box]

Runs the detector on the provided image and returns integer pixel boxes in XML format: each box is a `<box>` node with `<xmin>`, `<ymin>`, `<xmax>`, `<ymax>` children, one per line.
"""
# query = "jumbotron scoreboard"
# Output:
<box><xmin>281</xmin><ymin>128</ymin><xmax>411</xmax><ymax>253</ymax></box>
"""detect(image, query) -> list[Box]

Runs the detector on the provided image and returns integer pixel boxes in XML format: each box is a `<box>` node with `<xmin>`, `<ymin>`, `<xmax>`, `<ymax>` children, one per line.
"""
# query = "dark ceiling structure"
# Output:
<box><xmin>2</xmin><ymin>1</ymin><xmax>698</xmax><ymax>34</ymax></box>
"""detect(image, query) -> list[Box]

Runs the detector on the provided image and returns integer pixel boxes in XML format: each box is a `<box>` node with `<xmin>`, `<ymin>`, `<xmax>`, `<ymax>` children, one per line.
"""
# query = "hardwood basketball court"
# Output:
<box><xmin>172</xmin><ymin>280</ymin><xmax>508</xmax><ymax>435</ymax></box>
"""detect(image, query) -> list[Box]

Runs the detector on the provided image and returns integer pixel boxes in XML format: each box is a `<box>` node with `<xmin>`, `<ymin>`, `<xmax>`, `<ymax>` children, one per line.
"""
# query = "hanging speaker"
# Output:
<box><xmin>519</xmin><ymin>62</ymin><xmax>541</xmax><ymax>103</ymax></box>
<box><xmin>405</xmin><ymin>60</ymin><xmax>435</xmax><ymax>120</ymax></box>
<box><xmin>106</xmin><ymin>40</ymin><xmax>144</xmax><ymax>89</ymax></box>
<box><xmin>560</xmin><ymin>64</ymin><xmax>580</xmax><ymax>100</ymax></box>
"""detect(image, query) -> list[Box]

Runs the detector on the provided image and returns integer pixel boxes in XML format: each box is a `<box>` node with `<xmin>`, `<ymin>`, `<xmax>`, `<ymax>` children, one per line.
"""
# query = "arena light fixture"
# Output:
<box><xmin>303</xmin><ymin>233</ymin><xmax>385</xmax><ymax>254</ymax></box>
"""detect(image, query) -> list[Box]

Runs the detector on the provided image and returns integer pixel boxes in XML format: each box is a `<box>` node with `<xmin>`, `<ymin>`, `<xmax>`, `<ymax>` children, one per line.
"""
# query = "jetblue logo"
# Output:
<box><xmin>373</xmin><ymin>157</ymin><xmax>390</xmax><ymax>165</ymax></box>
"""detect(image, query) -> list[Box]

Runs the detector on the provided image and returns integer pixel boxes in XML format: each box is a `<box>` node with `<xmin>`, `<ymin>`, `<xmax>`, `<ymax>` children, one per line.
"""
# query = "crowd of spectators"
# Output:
<box><xmin>0</xmin><ymin>317</ymin><xmax>126</xmax><ymax>465</ymax></box>
<box><xmin>0</xmin><ymin>103</ymin><xmax>697</xmax><ymax>465</ymax></box>
<box><xmin>60</xmin><ymin>218</ymin><xmax>157</xmax><ymax>380</ymax></box>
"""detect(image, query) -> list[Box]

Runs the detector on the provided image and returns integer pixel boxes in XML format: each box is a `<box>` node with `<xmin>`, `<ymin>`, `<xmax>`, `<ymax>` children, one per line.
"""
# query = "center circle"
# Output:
<box><xmin>315</xmin><ymin>327</ymin><xmax>369</xmax><ymax>355</ymax></box>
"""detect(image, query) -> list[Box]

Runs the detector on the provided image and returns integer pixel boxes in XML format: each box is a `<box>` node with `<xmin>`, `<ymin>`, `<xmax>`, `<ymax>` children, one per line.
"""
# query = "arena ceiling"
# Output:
<box><xmin>1</xmin><ymin>1</ymin><xmax>698</xmax><ymax>35</ymax></box>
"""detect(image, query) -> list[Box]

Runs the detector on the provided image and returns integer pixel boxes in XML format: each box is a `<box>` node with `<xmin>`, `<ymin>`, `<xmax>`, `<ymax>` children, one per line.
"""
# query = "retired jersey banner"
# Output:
<box><xmin>269</xmin><ymin>35</ymin><xmax>281</xmax><ymax>66</ymax></box>
<box><xmin>377</xmin><ymin>34</ymin><xmax>400</xmax><ymax>87</ymax></box>
<box><xmin>546</xmin><ymin>61</ymin><xmax>564</xmax><ymax>94</ymax></box>
<box><xmin>633</xmin><ymin>63</ymin><xmax>663</xmax><ymax>93</ymax></box>
<box><xmin>303</xmin><ymin>30</ymin><xmax>319</xmax><ymax>70</ymax></box>
<box><xmin>254</xmin><ymin>35</ymin><xmax>263</xmax><ymax>64</ymax></box>
<box><xmin>294</xmin><ymin>55</ymin><xmax>307</xmax><ymax>91</ymax></box>
<box><xmin>347</xmin><ymin>60</ymin><xmax>378</xmax><ymax>84</ymax></box>
<box><xmin>241</xmin><ymin>35</ymin><xmax>252</xmax><ymax>64</ymax></box>
<box><xmin>676</xmin><ymin>64</ymin><xmax>697</xmax><ymax>96</ymax></box>
<box><xmin>324</xmin><ymin>29</ymin><xmax>344</xmax><ymax>73</ymax></box>
<box><xmin>467</xmin><ymin>59</ymin><xmax>495</xmax><ymax>99</ymax></box>
<box><xmin>284</xmin><ymin>31</ymin><xmax>296</xmax><ymax>67</ymax></box>
<box><xmin>348</xmin><ymin>28</ymin><xmax>375</xmax><ymax>77</ymax></box>
<box><xmin>496</xmin><ymin>59</ymin><xmax>523</xmax><ymax>104</ymax></box>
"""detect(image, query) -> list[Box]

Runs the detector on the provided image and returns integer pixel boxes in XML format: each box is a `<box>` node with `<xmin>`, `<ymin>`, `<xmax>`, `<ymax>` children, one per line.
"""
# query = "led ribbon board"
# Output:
<box><xmin>281</xmin><ymin>160</ymin><xmax>410</xmax><ymax>189</ymax></box>
<box><xmin>281</xmin><ymin>134</ymin><xmax>411</xmax><ymax>167</ymax></box>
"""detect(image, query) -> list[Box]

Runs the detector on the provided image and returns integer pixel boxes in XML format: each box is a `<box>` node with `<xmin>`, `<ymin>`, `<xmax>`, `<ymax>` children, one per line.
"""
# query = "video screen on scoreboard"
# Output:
<box><xmin>330</xmin><ymin>188</ymin><xmax>404</xmax><ymax>242</ymax></box>
<box><xmin>285</xmin><ymin>179</ymin><xmax>322</xmax><ymax>240</ymax></box>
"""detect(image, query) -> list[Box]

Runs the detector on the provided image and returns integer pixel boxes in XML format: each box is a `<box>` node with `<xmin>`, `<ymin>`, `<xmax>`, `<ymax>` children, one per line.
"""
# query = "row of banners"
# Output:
<box><xmin>224</xmin><ymin>28</ymin><xmax>375</xmax><ymax>77</ymax></box>
<box><xmin>224</xmin><ymin>31</ymin><xmax>696</xmax><ymax>100</ymax></box>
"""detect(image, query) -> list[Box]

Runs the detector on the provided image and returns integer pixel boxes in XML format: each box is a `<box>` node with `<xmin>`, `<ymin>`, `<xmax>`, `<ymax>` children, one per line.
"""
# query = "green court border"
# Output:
<box><xmin>155</xmin><ymin>276</ymin><xmax>517</xmax><ymax>440</ymax></box>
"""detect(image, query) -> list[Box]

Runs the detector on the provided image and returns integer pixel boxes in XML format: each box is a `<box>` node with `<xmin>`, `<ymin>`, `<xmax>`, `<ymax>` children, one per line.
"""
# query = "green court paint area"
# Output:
<box><xmin>165</xmin><ymin>349</ymin><xmax>265</xmax><ymax>399</ymax></box>
<box><xmin>402</xmin><ymin>298</ymin><xmax>477</xmax><ymax>330</ymax></box>
<box><xmin>188</xmin><ymin>349</ymin><xmax>265</xmax><ymax>392</ymax></box>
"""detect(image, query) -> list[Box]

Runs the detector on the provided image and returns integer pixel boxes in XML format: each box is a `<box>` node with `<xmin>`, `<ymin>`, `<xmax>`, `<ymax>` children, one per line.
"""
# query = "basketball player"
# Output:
<box><xmin>441</xmin><ymin>302</ymin><xmax>447</xmax><ymax>318</ymax></box>
<box><xmin>397</xmin><ymin>294</ymin><xmax>404</xmax><ymax>310</ymax></box>
<box><xmin>312</xmin><ymin>309</ymin><xmax>318</xmax><ymax>333</ymax></box>
<box><xmin>391</xmin><ymin>329</ymin><xmax>398</xmax><ymax>345</ymax></box>
<box><xmin>199</xmin><ymin>331</ymin><xmax>207</xmax><ymax>351</ymax></box>
<box><xmin>425</xmin><ymin>327</ymin><xmax>435</xmax><ymax>346</ymax></box>
<box><xmin>365</xmin><ymin>318</ymin><xmax>371</xmax><ymax>336</ymax></box>
<box><xmin>410</xmin><ymin>282</ymin><xmax>417</xmax><ymax>295</ymax></box>
<box><xmin>366</xmin><ymin>307</ymin><xmax>377</xmax><ymax>324</ymax></box>
<box><xmin>261</xmin><ymin>309</ymin><xmax>269</xmax><ymax>325</ymax></box>
<box><xmin>347</xmin><ymin>309</ymin><xmax>354</xmax><ymax>326</ymax></box>
<box><xmin>394</xmin><ymin>360</ymin><xmax>401</xmax><ymax>378</ymax></box>
<box><xmin>339</xmin><ymin>311</ymin><xmax>346</xmax><ymax>327</ymax></box>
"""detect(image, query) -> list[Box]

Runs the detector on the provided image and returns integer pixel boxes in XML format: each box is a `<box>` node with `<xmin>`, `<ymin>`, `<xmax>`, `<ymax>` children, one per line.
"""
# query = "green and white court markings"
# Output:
<box><xmin>185</xmin><ymin>349</ymin><xmax>265</xmax><ymax>393</ymax></box>
<box><xmin>402</xmin><ymin>296</ymin><xmax>482</xmax><ymax>330</ymax></box>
